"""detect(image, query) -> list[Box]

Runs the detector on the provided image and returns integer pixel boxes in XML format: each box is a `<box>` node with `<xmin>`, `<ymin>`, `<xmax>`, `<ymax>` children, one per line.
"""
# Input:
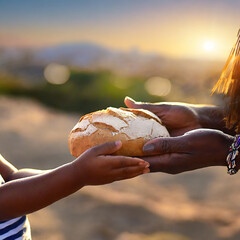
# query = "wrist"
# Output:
<box><xmin>194</xmin><ymin>105</ymin><xmax>236</xmax><ymax>135</ymax></box>
<box><xmin>193</xmin><ymin>105</ymin><xmax>221</xmax><ymax>128</ymax></box>
<box><xmin>223</xmin><ymin>135</ymin><xmax>235</xmax><ymax>166</ymax></box>
<box><xmin>70</xmin><ymin>160</ymin><xmax>87</xmax><ymax>188</ymax></box>
<box><xmin>208</xmin><ymin>132</ymin><xmax>234</xmax><ymax>167</ymax></box>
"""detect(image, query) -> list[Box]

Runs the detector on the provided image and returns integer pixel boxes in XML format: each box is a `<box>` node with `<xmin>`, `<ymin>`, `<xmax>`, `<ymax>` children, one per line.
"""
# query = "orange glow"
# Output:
<box><xmin>0</xmin><ymin>9</ymin><xmax>238</xmax><ymax>61</ymax></box>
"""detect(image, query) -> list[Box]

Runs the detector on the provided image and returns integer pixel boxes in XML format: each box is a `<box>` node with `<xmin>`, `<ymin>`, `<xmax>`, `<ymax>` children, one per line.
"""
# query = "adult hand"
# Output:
<box><xmin>141</xmin><ymin>129</ymin><xmax>235</xmax><ymax>174</ymax></box>
<box><xmin>125</xmin><ymin>97</ymin><xmax>201</xmax><ymax>136</ymax></box>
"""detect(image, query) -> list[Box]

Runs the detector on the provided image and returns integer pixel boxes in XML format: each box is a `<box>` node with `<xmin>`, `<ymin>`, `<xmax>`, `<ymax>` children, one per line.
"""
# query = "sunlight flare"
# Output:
<box><xmin>202</xmin><ymin>41</ymin><xmax>215</xmax><ymax>52</ymax></box>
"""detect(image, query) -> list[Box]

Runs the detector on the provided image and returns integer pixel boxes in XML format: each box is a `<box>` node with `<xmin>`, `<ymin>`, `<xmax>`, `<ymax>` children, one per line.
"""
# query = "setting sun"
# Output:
<box><xmin>203</xmin><ymin>41</ymin><xmax>216</xmax><ymax>52</ymax></box>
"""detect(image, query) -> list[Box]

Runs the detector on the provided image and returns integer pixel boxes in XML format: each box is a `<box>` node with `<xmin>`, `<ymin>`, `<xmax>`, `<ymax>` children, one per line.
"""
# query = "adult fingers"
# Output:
<box><xmin>124</xmin><ymin>96</ymin><xmax>167</xmax><ymax>113</ymax></box>
<box><xmin>88</xmin><ymin>141</ymin><xmax>122</xmax><ymax>156</ymax></box>
<box><xmin>142</xmin><ymin>155</ymin><xmax>172</xmax><ymax>173</ymax></box>
<box><xmin>142</xmin><ymin>153</ymin><xmax>186</xmax><ymax>174</ymax></box>
<box><xmin>143</xmin><ymin>136</ymin><xmax>188</xmax><ymax>155</ymax></box>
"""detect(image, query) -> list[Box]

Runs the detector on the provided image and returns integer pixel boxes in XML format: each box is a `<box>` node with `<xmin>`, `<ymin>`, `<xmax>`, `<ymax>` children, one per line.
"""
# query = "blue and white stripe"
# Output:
<box><xmin>0</xmin><ymin>174</ymin><xmax>31</xmax><ymax>240</ymax></box>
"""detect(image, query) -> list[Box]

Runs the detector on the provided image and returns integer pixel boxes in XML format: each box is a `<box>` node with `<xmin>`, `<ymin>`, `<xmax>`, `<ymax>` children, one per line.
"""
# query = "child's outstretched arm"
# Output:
<box><xmin>0</xmin><ymin>141</ymin><xmax>149</xmax><ymax>221</ymax></box>
<box><xmin>0</xmin><ymin>154</ymin><xmax>49</xmax><ymax>181</ymax></box>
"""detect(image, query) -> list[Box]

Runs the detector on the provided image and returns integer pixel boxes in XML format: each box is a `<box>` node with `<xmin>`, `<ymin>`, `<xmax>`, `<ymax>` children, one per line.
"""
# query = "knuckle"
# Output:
<box><xmin>160</xmin><ymin>139</ymin><xmax>172</xmax><ymax>153</ymax></box>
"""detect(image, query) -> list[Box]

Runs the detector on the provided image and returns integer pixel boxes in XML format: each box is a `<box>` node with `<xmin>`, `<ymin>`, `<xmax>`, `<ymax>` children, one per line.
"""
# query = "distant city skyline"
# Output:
<box><xmin>1</xmin><ymin>0</ymin><xmax>240</xmax><ymax>60</ymax></box>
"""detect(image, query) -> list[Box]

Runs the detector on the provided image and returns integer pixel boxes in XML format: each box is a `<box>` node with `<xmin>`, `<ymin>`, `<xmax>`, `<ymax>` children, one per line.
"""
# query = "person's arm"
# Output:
<box><xmin>0</xmin><ymin>162</ymin><xmax>82</xmax><ymax>220</ymax></box>
<box><xmin>194</xmin><ymin>105</ymin><xmax>235</xmax><ymax>135</ymax></box>
<box><xmin>8</xmin><ymin>169</ymin><xmax>49</xmax><ymax>180</ymax></box>
<box><xmin>125</xmin><ymin>97</ymin><xmax>236</xmax><ymax>136</ymax></box>
<box><xmin>0</xmin><ymin>141</ymin><xmax>149</xmax><ymax>221</ymax></box>
<box><xmin>141</xmin><ymin>129</ymin><xmax>237</xmax><ymax>174</ymax></box>
<box><xmin>0</xmin><ymin>155</ymin><xmax>49</xmax><ymax>181</ymax></box>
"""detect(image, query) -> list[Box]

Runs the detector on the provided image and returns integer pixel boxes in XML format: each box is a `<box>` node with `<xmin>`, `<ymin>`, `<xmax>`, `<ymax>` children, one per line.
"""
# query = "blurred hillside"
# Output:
<box><xmin>0</xmin><ymin>70</ymin><xmax>162</xmax><ymax>113</ymax></box>
<box><xmin>0</xmin><ymin>42</ymin><xmax>225</xmax><ymax>113</ymax></box>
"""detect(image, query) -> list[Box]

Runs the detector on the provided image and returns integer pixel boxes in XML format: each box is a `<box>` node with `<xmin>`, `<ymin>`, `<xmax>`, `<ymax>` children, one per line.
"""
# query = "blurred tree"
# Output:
<box><xmin>0</xmin><ymin>70</ymin><xmax>163</xmax><ymax>113</ymax></box>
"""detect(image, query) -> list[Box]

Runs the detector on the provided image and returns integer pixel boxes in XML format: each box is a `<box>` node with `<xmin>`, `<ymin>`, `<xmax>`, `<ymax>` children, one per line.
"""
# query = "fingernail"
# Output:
<box><xmin>143</xmin><ymin>168</ymin><xmax>150</xmax><ymax>174</ymax></box>
<box><xmin>143</xmin><ymin>144</ymin><xmax>155</xmax><ymax>153</ymax></box>
<box><xmin>139</xmin><ymin>161</ymin><xmax>150</xmax><ymax>167</ymax></box>
<box><xmin>115</xmin><ymin>140</ymin><xmax>122</xmax><ymax>148</ymax></box>
<box><xmin>126</xmin><ymin>96</ymin><xmax>135</xmax><ymax>102</ymax></box>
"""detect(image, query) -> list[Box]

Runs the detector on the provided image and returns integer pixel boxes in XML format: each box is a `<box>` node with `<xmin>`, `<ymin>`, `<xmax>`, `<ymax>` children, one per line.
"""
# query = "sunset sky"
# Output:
<box><xmin>1</xmin><ymin>0</ymin><xmax>240</xmax><ymax>60</ymax></box>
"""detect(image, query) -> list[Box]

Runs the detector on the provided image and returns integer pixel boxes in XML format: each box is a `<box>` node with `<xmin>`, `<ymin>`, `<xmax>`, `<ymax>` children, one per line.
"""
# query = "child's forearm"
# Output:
<box><xmin>0</xmin><ymin>154</ymin><xmax>49</xmax><ymax>181</ymax></box>
<box><xmin>0</xmin><ymin>162</ymin><xmax>84</xmax><ymax>221</ymax></box>
<box><xmin>7</xmin><ymin>169</ymin><xmax>51</xmax><ymax>181</ymax></box>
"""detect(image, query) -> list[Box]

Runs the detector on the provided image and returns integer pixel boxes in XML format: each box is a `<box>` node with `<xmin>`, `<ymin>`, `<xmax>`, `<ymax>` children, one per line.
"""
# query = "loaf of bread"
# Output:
<box><xmin>68</xmin><ymin>107</ymin><xmax>169</xmax><ymax>157</ymax></box>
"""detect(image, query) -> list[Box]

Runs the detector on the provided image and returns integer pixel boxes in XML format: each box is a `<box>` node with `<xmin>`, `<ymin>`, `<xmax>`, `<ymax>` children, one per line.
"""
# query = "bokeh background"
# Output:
<box><xmin>1</xmin><ymin>1</ymin><xmax>240</xmax><ymax>239</ymax></box>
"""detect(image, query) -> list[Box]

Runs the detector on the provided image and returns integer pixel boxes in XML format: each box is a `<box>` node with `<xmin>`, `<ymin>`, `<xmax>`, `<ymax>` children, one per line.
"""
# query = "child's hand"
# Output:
<box><xmin>72</xmin><ymin>141</ymin><xmax>150</xmax><ymax>186</ymax></box>
<box><xmin>0</xmin><ymin>141</ymin><xmax>148</xmax><ymax>220</ymax></box>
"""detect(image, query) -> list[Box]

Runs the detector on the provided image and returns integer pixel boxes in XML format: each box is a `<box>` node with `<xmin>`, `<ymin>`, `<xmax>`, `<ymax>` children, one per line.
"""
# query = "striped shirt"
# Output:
<box><xmin>0</xmin><ymin>174</ymin><xmax>31</xmax><ymax>240</ymax></box>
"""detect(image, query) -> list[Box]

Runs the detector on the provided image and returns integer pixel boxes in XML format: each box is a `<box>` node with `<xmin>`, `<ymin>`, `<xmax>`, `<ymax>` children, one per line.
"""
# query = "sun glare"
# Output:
<box><xmin>202</xmin><ymin>41</ymin><xmax>215</xmax><ymax>52</ymax></box>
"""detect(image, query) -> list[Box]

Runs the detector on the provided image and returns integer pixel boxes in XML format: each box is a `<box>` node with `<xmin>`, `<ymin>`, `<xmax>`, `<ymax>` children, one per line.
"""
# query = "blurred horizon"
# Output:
<box><xmin>1</xmin><ymin>0</ymin><xmax>234</xmax><ymax>114</ymax></box>
<box><xmin>1</xmin><ymin>0</ymin><xmax>236</xmax><ymax>113</ymax></box>
<box><xmin>1</xmin><ymin>0</ymin><xmax>240</xmax><ymax>60</ymax></box>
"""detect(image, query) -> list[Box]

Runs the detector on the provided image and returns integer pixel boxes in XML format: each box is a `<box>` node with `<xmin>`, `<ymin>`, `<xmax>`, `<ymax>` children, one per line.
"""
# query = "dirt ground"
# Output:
<box><xmin>1</xmin><ymin>96</ymin><xmax>240</xmax><ymax>240</ymax></box>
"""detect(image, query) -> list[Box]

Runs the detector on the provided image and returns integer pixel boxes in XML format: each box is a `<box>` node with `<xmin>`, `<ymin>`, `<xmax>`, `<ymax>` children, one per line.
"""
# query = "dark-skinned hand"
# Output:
<box><xmin>141</xmin><ymin>129</ymin><xmax>234</xmax><ymax>174</ymax></box>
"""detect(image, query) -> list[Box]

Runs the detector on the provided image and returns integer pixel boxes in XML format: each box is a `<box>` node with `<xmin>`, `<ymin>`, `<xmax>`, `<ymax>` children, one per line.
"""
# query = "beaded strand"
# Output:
<box><xmin>226</xmin><ymin>135</ymin><xmax>240</xmax><ymax>175</ymax></box>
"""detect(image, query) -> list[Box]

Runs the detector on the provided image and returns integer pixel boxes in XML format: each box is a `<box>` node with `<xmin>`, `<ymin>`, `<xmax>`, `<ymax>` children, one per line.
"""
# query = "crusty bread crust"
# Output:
<box><xmin>68</xmin><ymin>107</ymin><xmax>169</xmax><ymax>157</ymax></box>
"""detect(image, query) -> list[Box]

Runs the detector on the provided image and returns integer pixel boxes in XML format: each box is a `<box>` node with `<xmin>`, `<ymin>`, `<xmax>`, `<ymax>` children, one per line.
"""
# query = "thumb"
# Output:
<box><xmin>89</xmin><ymin>141</ymin><xmax>122</xmax><ymax>156</ymax></box>
<box><xmin>143</xmin><ymin>136</ymin><xmax>187</xmax><ymax>155</ymax></box>
<box><xmin>124</xmin><ymin>96</ymin><xmax>162</xmax><ymax>113</ymax></box>
<box><xmin>124</xmin><ymin>97</ymin><xmax>141</xmax><ymax>109</ymax></box>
